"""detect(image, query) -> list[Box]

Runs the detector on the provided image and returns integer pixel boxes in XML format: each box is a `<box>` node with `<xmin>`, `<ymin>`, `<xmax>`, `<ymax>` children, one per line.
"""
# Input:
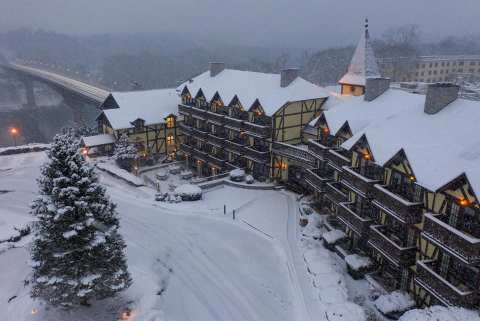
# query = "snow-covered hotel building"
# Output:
<box><xmin>96</xmin><ymin>89</ymin><xmax>182</xmax><ymax>159</ymax></box>
<box><xmin>176</xmin><ymin>64</ymin><xmax>328</xmax><ymax>178</ymax></box>
<box><xmin>299</xmin><ymin>25</ymin><xmax>480</xmax><ymax>309</ymax></box>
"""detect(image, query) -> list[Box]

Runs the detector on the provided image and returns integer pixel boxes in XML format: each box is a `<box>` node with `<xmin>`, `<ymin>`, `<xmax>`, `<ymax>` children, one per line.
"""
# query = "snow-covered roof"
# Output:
<box><xmin>322</xmin><ymin>88</ymin><xmax>480</xmax><ymax>196</ymax></box>
<box><xmin>81</xmin><ymin>134</ymin><xmax>116</xmax><ymax>147</ymax></box>
<box><xmin>101</xmin><ymin>88</ymin><xmax>180</xmax><ymax>129</ymax></box>
<box><xmin>338</xmin><ymin>22</ymin><xmax>381</xmax><ymax>86</ymax></box>
<box><xmin>177</xmin><ymin>69</ymin><xmax>328</xmax><ymax>116</ymax></box>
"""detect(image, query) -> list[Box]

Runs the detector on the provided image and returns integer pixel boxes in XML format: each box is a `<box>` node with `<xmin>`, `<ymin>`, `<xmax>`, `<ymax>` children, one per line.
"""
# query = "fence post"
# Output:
<box><xmin>233</xmin><ymin>209</ymin><xmax>236</xmax><ymax>220</ymax></box>
<box><xmin>224</xmin><ymin>205</ymin><xmax>226</xmax><ymax>215</ymax></box>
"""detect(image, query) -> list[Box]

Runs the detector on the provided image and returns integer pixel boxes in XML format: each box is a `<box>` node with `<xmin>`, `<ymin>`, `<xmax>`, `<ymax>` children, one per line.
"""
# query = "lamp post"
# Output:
<box><xmin>9</xmin><ymin>127</ymin><xmax>18</xmax><ymax>147</ymax></box>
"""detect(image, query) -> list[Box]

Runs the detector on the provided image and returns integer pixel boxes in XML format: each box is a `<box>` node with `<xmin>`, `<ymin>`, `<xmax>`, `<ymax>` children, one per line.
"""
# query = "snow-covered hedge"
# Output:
<box><xmin>322</xmin><ymin>229</ymin><xmax>346</xmax><ymax>245</ymax></box>
<box><xmin>230</xmin><ymin>169</ymin><xmax>245</xmax><ymax>182</ymax></box>
<box><xmin>245</xmin><ymin>175</ymin><xmax>254</xmax><ymax>184</ymax></box>
<box><xmin>174</xmin><ymin>184</ymin><xmax>202</xmax><ymax>201</ymax></box>
<box><xmin>399</xmin><ymin>306</ymin><xmax>480</xmax><ymax>321</ymax></box>
<box><xmin>180</xmin><ymin>170</ymin><xmax>193</xmax><ymax>180</ymax></box>
<box><xmin>345</xmin><ymin>254</ymin><xmax>372</xmax><ymax>279</ymax></box>
<box><xmin>155</xmin><ymin>170</ymin><xmax>169</xmax><ymax>181</ymax></box>
<box><xmin>169</xmin><ymin>165</ymin><xmax>181</xmax><ymax>174</ymax></box>
<box><xmin>0</xmin><ymin>143</ymin><xmax>50</xmax><ymax>156</ymax></box>
<box><xmin>375</xmin><ymin>291</ymin><xmax>415</xmax><ymax>316</ymax></box>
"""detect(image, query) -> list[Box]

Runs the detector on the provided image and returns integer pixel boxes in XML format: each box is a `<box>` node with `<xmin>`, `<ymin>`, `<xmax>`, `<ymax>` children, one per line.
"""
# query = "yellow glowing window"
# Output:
<box><xmin>167</xmin><ymin>134</ymin><xmax>175</xmax><ymax>145</ymax></box>
<box><xmin>166</xmin><ymin>116</ymin><xmax>174</xmax><ymax>128</ymax></box>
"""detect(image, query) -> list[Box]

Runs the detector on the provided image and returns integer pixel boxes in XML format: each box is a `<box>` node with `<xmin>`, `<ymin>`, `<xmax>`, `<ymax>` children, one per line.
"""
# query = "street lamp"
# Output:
<box><xmin>9</xmin><ymin>127</ymin><xmax>18</xmax><ymax>147</ymax></box>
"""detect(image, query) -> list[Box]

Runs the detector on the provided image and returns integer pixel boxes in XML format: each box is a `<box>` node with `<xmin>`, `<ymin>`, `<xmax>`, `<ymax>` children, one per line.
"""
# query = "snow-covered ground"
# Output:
<box><xmin>1</xmin><ymin>151</ymin><xmax>471</xmax><ymax>321</ymax></box>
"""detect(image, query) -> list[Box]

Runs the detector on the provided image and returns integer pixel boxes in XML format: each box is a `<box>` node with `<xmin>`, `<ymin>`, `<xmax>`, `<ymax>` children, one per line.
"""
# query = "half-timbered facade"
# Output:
<box><xmin>97</xmin><ymin>88</ymin><xmax>182</xmax><ymax>160</ymax></box>
<box><xmin>298</xmin><ymin>22</ymin><xmax>480</xmax><ymax>310</ymax></box>
<box><xmin>177</xmin><ymin>63</ymin><xmax>328</xmax><ymax>180</ymax></box>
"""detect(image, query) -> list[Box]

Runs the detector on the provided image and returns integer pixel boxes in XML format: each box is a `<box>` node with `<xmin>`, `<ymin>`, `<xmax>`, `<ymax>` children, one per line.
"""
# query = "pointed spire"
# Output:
<box><xmin>339</xmin><ymin>19</ymin><xmax>381</xmax><ymax>87</ymax></box>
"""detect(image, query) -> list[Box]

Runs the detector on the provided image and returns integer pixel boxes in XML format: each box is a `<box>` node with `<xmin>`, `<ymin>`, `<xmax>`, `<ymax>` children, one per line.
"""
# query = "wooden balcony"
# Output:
<box><xmin>180</xmin><ymin>143</ymin><xmax>194</xmax><ymax>155</ymax></box>
<box><xmin>243</xmin><ymin>146</ymin><xmax>270</xmax><ymax>163</ymax></box>
<box><xmin>243</xmin><ymin>121</ymin><xmax>271</xmax><ymax>137</ymax></box>
<box><xmin>415</xmin><ymin>260</ymin><xmax>478</xmax><ymax>308</ymax></box>
<box><xmin>225</xmin><ymin>139</ymin><xmax>246</xmax><ymax>154</ymax></box>
<box><xmin>372</xmin><ymin>184</ymin><xmax>423</xmax><ymax>225</ymax></box>
<box><xmin>271</xmin><ymin>141</ymin><xmax>316</xmax><ymax>167</ymax></box>
<box><xmin>325</xmin><ymin>149</ymin><xmax>350</xmax><ymax>171</ymax></box>
<box><xmin>368</xmin><ymin>225</ymin><xmax>417</xmax><ymax>267</ymax></box>
<box><xmin>207</xmin><ymin>134</ymin><xmax>225</xmax><ymax>147</ymax></box>
<box><xmin>191</xmin><ymin>126</ymin><xmax>208</xmax><ymax>139</ymax></box>
<box><xmin>422</xmin><ymin>213</ymin><xmax>480</xmax><ymax>265</ymax></box>
<box><xmin>325</xmin><ymin>181</ymin><xmax>348</xmax><ymax>205</ymax></box>
<box><xmin>179</xmin><ymin>104</ymin><xmax>206</xmax><ymax>119</ymax></box>
<box><xmin>341</xmin><ymin>166</ymin><xmax>382</xmax><ymax>198</ymax></box>
<box><xmin>207</xmin><ymin>154</ymin><xmax>226</xmax><ymax>168</ymax></box>
<box><xmin>205</xmin><ymin>110</ymin><xmax>226</xmax><ymax>124</ymax></box>
<box><xmin>337</xmin><ymin>202</ymin><xmax>373</xmax><ymax>237</ymax></box>
<box><xmin>307</xmin><ymin>139</ymin><xmax>330</xmax><ymax>160</ymax></box>
<box><xmin>304</xmin><ymin>168</ymin><xmax>331</xmax><ymax>193</ymax></box>
<box><xmin>178</xmin><ymin>122</ymin><xmax>193</xmax><ymax>135</ymax></box>
<box><xmin>224</xmin><ymin>116</ymin><xmax>244</xmax><ymax>130</ymax></box>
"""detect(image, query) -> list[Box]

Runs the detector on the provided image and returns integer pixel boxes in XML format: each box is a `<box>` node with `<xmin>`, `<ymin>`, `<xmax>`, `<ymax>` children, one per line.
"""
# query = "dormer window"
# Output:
<box><xmin>166</xmin><ymin>116</ymin><xmax>175</xmax><ymax>129</ymax></box>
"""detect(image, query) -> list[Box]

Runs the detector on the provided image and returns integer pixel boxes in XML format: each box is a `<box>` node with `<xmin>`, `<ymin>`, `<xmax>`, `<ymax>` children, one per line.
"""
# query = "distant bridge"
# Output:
<box><xmin>1</xmin><ymin>63</ymin><xmax>109</xmax><ymax>107</ymax></box>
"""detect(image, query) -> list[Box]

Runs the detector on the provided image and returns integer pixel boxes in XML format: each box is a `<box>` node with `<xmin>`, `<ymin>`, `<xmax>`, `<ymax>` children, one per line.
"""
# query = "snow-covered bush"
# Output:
<box><xmin>169</xmin><ymin>164</ymin><xmax>181</xmax><ymax>174</ymax></box>
<box><xmin>113</xmin><ymin>133</ymin><xmax>138</xmax><ymax>171</ymax></box>
<box><xmin>155</xmin><ymin>170</ymin><xmax>169</xmax><ymax>181</ymax></box>
<box><xmin>30</xmin><ymin>132</ymin><xmax>131</xmax><ymax>307</ymax></box>
<box><xmin>245</xmin><ymin>175</ymin><xmax>254</xmax><ymax>184</ymax></box>
<box><xmin>180</xmin><ymin>170</ymin><xmax>193</xmax><ymax>180</ymax></box>
<box><xmin>302</xmin><ymin>205</ymin><xmax>313</xmax><ymax>215</ymax></box>
<box><xmin>345</xmin><ymin>254</ymin><xmax>373</xmax><ymax>279</ymax></box>
<box><xmin>399</xmin><ymin>306</ymin><xmax>480</xmax><ymax>321</ymax></box>
<box><xmin>174</xmin><ymin>184</ymin><xmax>202</xmax><ymax>201</ymax></box>
<box><xmin>374</xmin><ymin>291</ymin><xmax>415</xmax><ymax>317</ymax></box>
<box><xmin>322</xmin><ymin>229</ymin><xmax>346</xmax><ymax>250</ymax></box>
<box><xmin>230</xmin><ymin>169</ymin><xmax>245</xmax><ymax>182</ymax></box>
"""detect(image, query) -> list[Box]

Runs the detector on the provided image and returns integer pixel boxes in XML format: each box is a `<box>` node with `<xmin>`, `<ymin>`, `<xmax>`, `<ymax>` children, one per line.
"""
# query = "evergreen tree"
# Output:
<box><xmin>113</xmin><ymin>134</ymin><xmax>138</xmax><ymax>171</ymax></box>
<box><xmin>30</xmin><ymin>132</ymin><xmax>131</xmax><ymax>308</ymax></box>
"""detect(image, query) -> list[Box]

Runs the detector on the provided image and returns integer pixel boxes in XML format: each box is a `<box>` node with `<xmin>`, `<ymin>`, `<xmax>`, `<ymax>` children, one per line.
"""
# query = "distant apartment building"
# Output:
<box><xmin>378</xmin><ymin>55</ymin><xmax>480</xmax><ymax>83</ymax></box>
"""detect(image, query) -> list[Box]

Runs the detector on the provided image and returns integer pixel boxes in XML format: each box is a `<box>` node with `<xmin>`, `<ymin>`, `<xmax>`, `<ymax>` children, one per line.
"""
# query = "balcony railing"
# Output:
<box><xmin>307</xmin><ymin>139</ymin><xmax>330</xmax><ymax>160</ymax></box>
<box><xmin>207</xmin><ymin>134</ymin><xmax>225</xmax><ymax>147</ymax></box>
<box><xmin>243</xmin><ymin>146</ymin><xmax>270</xmax><ymax>163</ymax></box>
<box><xmin>271</xmin><ymin>141</ymin><xmax>316</xmax><ymax>167</ymax></box>
<box><xmin>422</xmin><ymin>213</ymin><xmax>480</xmax><ymax>265</ymax></box>
<box><xmin>205</xmin><ymin>110</ymin><xmax>226</xmax><ymax>124</ymax></box>
<box><xmin>180</xmin><ymin>143</ymin><xmax>194</xmax><ymax>155</ymax></box>
<box><xmin>208</xmin><ymin>154</ymin><xmax>226</xmax><ymax>168</ymax></box>
<box><xmin>337</xmin><ymin>202</ymin><xmax>373</xmax><ymax>236</ymax></box>
<box><xmin>225</xmin><ymin>139</ymin><xmax>246</xmax><ymax>154</ymax></box>
<box><xmin>372</xmin><ymin>184</ymin><xmax>423</xmax><ymax>225</ymax></box>
<box><xmin>304</xmin><ymin>168</ymin><xmax>331</xmax><ymax>193</ymax></box>
<box><xmin>368</xmin><ymin>225</ymin><xmax>416</xmax><ymax>267</ymax></box>
<box><xmin>415</xmin><ymin>260</ymin><xmax>478</xmax><ymax>308</ymax></box>
<box><xmin>179</xmin><ymin>104</ymin><xmax>206</xmax><ymax>119</ymax></box>
<box><xmin>224</xmin><ymin>116</ymin><xmax>244</xmax><ymax>130</ymax></box>
<box><xmin>178</xmin><ymin>122</ymin><xmax>193</xmax><ymax>135</ymax></box>
<box><xmin>325</xmin><ymin>149</ymin><xmax>350</xmax><ymax>171</ymax></box>
<box><xmin>243</xmin><ymin>121</ymin><xmax>271</xmax><ymax>137</ymax></box>
<box><xmin>341</xmin><ymin>166</ymin><xmax>382</xmax><ymax>198</ymax></box>
<box><xmin>325</xmin><ymin>181</ymin><xmax>348</xmax><ymax>205</ymax></box>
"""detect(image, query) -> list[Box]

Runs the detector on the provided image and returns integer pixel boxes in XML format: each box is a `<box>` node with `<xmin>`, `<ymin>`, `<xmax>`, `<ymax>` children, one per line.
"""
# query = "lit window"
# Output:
<box><xmin>166</xmin><ymin>116</ymin><xmax>174</xmax><ymax>129</ymax></box>
<box><xmin>167</xmin><ymin>134</ymin><xmax>175</xmax><ymax>145</ymax></box>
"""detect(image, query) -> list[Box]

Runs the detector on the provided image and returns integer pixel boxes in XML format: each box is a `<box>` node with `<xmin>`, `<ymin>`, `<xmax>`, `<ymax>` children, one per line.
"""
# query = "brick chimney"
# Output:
<box><xmin>424</xmin><ymin>83</ymin><xmax>460</xmax><ymax>115</ymax></box>
<box><xmin>281</xmin><ymin>68</ymin><xmax>299</xmax><ymax>87</ymax></box>
<box><xmin>209</xmin><ymin>62</ymin><xmax>225</xmax><ymax>77</ymax></box>
<box><xmin>364</xmin><ymin>77</ymin><xmax>390</xmax><ymax>101</ymax></box>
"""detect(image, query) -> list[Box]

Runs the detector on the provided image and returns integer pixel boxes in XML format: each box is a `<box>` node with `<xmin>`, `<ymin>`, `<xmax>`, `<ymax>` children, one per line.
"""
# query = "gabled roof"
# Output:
<box><xmin>339</xmin><ymin>20</ymin><xmax>381</xmax><ymax>86</ymax></box>
<box><xmin>81</xmin><ymin>134</ymin><xmax>116</xmax><ymax>147</ymax></box>
<box><xmin>328</xmin><ymin>89</ymin><xmax>480</xmax><ymax>196</ymax></box>
<box><xmin>100</xmin><ymin>89</ymin><xmax>180</xmax><ymax>130</ymax></box>
<box><xmin>176</xmin><ymin>69</ymin><xmax>328</xmax><ymax>116</ymax></box>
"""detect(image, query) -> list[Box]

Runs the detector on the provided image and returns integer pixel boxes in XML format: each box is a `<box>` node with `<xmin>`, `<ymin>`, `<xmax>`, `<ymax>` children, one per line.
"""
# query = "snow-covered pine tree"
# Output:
<box><xmin>30</xmin><ymin>132</ymin><xmax>131</xmax><ymax>307</ymax></box>
<box><xmin>113</xmin><ymin>133</ymin><xmax>138</xmax><ymax>171</ymax></box>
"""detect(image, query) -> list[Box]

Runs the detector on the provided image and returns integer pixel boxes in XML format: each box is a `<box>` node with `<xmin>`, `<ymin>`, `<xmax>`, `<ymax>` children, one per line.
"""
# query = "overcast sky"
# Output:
<box><xmin>1</xmin><ymin>0</ymin><xmax>479</xmax><ymax>48</ymax></box>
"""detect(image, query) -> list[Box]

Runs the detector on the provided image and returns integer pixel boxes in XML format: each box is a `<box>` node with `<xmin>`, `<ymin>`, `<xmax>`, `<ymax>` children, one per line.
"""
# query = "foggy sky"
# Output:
<box><xmin>1</xmin><ymin>0</ymin><xmax>479</xmax><ymax>48</ymax></box>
